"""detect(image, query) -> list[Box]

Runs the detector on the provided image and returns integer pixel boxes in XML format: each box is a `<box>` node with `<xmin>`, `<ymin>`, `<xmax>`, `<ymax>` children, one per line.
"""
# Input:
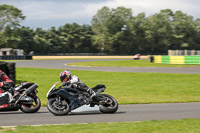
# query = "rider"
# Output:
<box><xmin>60</xmin><ymin>70</ymin><xmax>96</xmax><ymax>98</ymax></box>
<box><xmin>0</xmin><ymin>70</ymin><xmax>15</xmax><ymax>93</ymax></box>
<box><xmin>0</xmin><ymin>70</ymin><xmax>15</xmax><ymax>104</ymax></box>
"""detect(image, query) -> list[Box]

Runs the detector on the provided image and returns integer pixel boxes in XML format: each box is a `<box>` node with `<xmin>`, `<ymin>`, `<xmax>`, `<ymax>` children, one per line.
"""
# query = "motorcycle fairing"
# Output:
<box><xmin>0</xmin><ymin>91</ymin><xmax>19</xmax><ymax>111</ymax></box>
<box><xmin>48</xmin><ymin>89</ymin><xmax>78</xmax><ymax>110</ymax></box>
<box><xmin>0</xmin><ymin>91</ymin><xmax>9</xmax><ymax>106</ymax></box>
<box><xmin>91</xmin><ymin>84</ymin><xmax>106</xmax><ymax>94</ymax></box>
<box><xmin>0</xmin><ymin>104</ymin><xmax>8</xmax><ymax>109</ymax></box>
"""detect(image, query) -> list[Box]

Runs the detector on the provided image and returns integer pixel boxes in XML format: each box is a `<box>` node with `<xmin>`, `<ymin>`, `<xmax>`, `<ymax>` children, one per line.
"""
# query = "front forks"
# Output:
<box><xmin>56</xmin><ymin>96</ymin><xmax>67</xmax><ymax>106</ymax></box>
<box><xmin>55</xmin><ymin>96</ymin><xmax>62</xmax><ymax>105</ymax></box>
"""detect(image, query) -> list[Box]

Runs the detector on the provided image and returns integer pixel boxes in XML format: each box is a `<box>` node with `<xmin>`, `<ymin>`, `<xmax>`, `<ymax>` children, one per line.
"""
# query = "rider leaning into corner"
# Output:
<box><xmin>60</xmin><ymin>70</ymin><xmax>96</xmax><ymax>100</ymax></box>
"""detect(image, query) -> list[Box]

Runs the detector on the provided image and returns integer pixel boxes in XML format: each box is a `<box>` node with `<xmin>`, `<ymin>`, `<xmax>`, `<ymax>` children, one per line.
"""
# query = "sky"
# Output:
<box><xmin>1</xmin><ymin>0</ymin><xmax>200</xmax><ymax>29</ymax></box>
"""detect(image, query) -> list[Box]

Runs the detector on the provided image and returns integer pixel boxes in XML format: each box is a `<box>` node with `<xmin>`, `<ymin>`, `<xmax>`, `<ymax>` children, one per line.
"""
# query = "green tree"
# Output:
<box><xmin>33</xmin><ymin>28</ymin><xmax>50</xmax><ymax>53</ymax></box>
<box><xmin>107</xmin><ymin>7</ymin><xmax>133</xmax><ymax>54</ymax></box>
<box><xmin>2</xmin><ymin>26</ymin><xmax>21</xmax><ymax>48</ymax></box>
<box><xmin>127</xmin><ymin>13</ymin><xmax>148</xmax><ymax>54</ymax></box>
<box><xmin>17</xmin><ymin>26</ymin><xmax>35</xmax><ymax>54</ymax></box>
<box><xmin>145</xmin><ymin>9</ymin><xmax>174</xmax><ymax>54</ymax></box>
<box><xmin>0</xmin><ymin>4</ymin><xmax>25</xmax><ymax>31</ymax></box>
<box><xmin>0</xmin><ymin>4</ymin><xmax>25</xmax><ymax>49</ymax></box>
<box><xmin>58</xmin><ymin>23</ymin><xmax>95</xmax><ymax>53</ymax></box>
<box><xmin>92</xmin><ymin>6</ymin><xmax>111</xmax><ymax>53</ymax></box>
<box><xmin>92</xmin><ymin>6</ymin><xmax>133</xmax><ymax>53</ymax></box>
<box><xmin>171</xmin><ymin>11</ymin><xmax>198</xmax><ymax>50</ymax></box>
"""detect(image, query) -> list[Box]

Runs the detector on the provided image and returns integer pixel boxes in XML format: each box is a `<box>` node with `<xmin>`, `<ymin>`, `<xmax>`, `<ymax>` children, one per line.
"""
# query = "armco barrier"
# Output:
<box><xmin>154</xmin><ymin>55</ymin><xmax>200</xmax><ymax>64</ymax></box>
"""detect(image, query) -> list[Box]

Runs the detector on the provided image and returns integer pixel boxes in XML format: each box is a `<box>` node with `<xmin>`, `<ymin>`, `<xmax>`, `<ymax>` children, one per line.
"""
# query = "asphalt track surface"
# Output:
<box><xmin>1</xmin><ymin>103</ymin><xmax>200</xmax><ymax>127</ymax></box>
<box><xmin>13</xmin><ymin>59</ymin><xmax>200</xmax><ymax>74</ymax></box>
<box><xmin>1</xmin><ymin>59</ymin><xmax>200</xmax><ymax>126</ymax></box>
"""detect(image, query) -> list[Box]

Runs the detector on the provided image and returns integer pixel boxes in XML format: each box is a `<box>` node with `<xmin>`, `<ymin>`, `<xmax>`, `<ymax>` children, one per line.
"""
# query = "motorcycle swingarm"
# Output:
<box><xmin>92</xmin><ymin>96</ymin><xmax>108</xmax><ymax>104</ymax></box>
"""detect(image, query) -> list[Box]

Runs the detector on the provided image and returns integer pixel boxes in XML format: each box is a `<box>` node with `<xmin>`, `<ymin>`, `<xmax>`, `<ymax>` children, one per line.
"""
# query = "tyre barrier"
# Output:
<box><xmin>0</xmin><ymin>55</ymin><xmax>32</xmax><ymax>60</ymax></box>
<box><xmin>154</xmin><ymin>55</ymin><xmax>200</xmax><ymax>64</ymax></box>
<box><xmin>0</xmin><ymin>61</ymin><xmax>16</xmax><ymax>81</ymax></box>
<box><xmin>0</xmin><ymin>62</ymin><xmax>7</xmax><ymax>72</ymax></box>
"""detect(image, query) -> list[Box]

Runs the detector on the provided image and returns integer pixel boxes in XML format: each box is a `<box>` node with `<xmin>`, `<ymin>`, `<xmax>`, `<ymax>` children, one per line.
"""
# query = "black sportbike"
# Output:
<box><xmin>47</xmin><ymin>82</ymin><xmax>118</xmax><ymax>116</ymax></box>
<box><xmin>0</xmin><ymin>82</ymin><xmax>41</xmax><ymax>113</ymax></box>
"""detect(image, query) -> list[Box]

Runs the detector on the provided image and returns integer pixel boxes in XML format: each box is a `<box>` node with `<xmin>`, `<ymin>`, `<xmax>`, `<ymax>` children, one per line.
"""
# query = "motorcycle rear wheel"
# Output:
<box><xmin>99</xmin><ymin>94</ymin><xmax>118</xmax><ymax>113</ymax></box>
<box><xmin>47</xmin><ymin>97</ymin><xmax>70</xmax><ymax>116</ymax></box>
<box><xmin>20</xmin><ymin>94</ymin><xmax>41</xmax><ymax>113</ymax></box>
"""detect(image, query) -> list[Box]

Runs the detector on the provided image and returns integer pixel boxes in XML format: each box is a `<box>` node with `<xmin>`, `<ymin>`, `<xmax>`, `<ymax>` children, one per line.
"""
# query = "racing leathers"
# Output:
<box><xmin>62</xmin><ymin>75</ymin><xmax>96</xmax><ymax>98</ymax></box>
<box><xmin>0</xmin><ymin>70</ymin><xmax>14</xmax><ymax>91</ymax></box>
<box><xmin>0</xmin><ymin>70</ymin><xmax>15</xmax><ymax>103</ymax></box>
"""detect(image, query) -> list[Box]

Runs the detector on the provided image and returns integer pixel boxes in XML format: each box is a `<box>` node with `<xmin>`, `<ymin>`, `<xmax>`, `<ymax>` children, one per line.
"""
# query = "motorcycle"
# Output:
<box><xmin>46</xmin><ymin>82</ymin><xmax>118</xmax><ymax>116</ymax></box>
<box><xmin>0</xmin><ymin>82</ymin><xmax>41</xmax><ymax>113</ymax></box>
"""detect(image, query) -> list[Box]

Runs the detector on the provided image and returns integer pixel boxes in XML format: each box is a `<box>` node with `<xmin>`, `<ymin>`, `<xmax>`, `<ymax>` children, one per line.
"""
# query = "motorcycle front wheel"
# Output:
<box><xmin>47</xmin><ymin>97</ymin><xmax>70</xmax><ymax>116</ymax></box>
<box><xmin>99</xmin><ymin>94</ymin><xmax>118</xmax><ymax>113</ymax></box>
<box><xmin>20</xmin><ymin>94</ymin><xmax>41</xmax><ymax>113</ymax></box>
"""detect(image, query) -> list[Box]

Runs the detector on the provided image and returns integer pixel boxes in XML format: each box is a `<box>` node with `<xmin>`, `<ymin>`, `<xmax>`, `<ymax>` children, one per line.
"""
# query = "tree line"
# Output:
<box><xmin>0</xmin><ymin>4</ymin><xmax>200</xmax><ymax>55</ymax></box>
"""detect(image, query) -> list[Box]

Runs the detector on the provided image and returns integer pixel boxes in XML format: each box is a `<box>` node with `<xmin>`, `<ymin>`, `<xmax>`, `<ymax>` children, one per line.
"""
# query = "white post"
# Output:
<box><xmin>185</xmin><ymin>49</ymin><xmax>187</xmax><ymax>56</ymax></box>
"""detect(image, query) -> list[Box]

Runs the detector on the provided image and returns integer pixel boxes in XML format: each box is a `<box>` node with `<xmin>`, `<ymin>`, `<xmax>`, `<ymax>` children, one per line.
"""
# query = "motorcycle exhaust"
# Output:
<box><xmin>24</xmin><ymin>84</ymin><xmax>38</xmax><ymax>95</ymax></box>
<box><xmin>15</xmin><ymin>84</ymin><xmax>38</xmax><ymax>106</ymax></box>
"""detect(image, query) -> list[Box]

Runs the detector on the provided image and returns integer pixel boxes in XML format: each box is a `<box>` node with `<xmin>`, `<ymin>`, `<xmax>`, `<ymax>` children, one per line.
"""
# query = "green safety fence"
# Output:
<box><xmin>154</xmin><ymin>55</ymin><xmax>200</xmax><ymax>64</ymax></box>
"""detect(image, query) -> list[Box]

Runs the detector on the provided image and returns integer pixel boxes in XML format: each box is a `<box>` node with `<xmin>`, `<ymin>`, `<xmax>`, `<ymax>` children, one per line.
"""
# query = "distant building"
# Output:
<box><xmin>0</xmin><ymin>48</ymin><xmax>13</xmax><ymax>56</ymax></box>
<box><xmin>13</xmin><ymin>49</ymin><xmax>24</xmax><ymax>55</ymax></box>
<box><xmin>168</xmin><ymin>50</ymin><xmax>200</xmax><ymax>56</ymax></box>
<box><xmin>0</xmin><ymin>48</ymin><xmax>24</xmax><ymax>56</ymax></box>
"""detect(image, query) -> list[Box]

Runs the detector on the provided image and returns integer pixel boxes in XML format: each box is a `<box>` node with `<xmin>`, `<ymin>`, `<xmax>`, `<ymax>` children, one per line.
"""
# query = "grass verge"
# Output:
<box><xmin>1</xmin><ymin>119</ymin><xmax>200</xmax><ymax>133</ymax></box>
<box><xmin>67</xmin><ymin>60</ymin><xmax>200</xmax><ymax>67</ymax></box>
<box><xmin>16</xmin><ymin>68</ymin><xmax>200</xmax><ymax>106</ymax></box>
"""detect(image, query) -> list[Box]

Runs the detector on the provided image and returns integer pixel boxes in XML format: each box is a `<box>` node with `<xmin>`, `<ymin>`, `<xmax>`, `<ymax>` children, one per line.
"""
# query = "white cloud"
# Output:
<box><xmin>1</xmin><ymin>0</ymin><xmax>200</xmax><ymax>28</ymax></box>
<box><xmin>97</xmin><ymin>0</ymin><xmax>200</xmax><ymax>16</ymax></box>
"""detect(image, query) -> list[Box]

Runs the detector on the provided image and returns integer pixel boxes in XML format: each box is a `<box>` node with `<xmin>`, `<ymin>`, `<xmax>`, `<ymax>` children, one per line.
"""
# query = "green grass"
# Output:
<box><xmin>67</xmin><ymin>60</ymin><xmax>200</xmax><ymax>67</ymax></box>
<box><xmin>1</xmin><ymin>119</ymin><xmax>200</xmax><ymax>133</ymax></box>
<box><xmin>16</xmin><ymin>68</ymin><xmax>200</xmax><ymax>106</ymax></box>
